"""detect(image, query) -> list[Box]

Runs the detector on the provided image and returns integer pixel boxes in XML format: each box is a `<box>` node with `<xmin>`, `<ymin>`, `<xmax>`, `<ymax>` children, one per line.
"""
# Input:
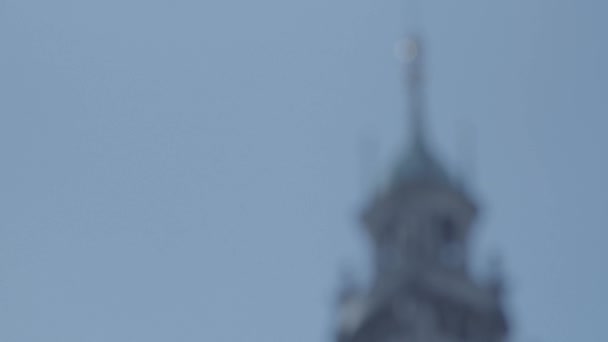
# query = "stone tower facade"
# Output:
<box><xmin>336</xmin><ymin>36</ymin><xmax>508</xmax><ymax>342</ymax></box>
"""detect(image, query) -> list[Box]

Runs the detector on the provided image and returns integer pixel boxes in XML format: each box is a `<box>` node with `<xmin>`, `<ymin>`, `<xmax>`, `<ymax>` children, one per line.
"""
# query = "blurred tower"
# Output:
<box><xmin>335</xmin><ymin>36</ymin><xmax>509</xmax><ymax>342</ymax></box>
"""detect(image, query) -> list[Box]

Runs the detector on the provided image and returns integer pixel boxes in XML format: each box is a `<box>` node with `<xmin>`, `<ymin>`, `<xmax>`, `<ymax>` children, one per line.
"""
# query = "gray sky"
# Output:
<box><xmin>0</xmin><ymin>1</ymin><xmax>606</xmax><ymax>341</ymax></box>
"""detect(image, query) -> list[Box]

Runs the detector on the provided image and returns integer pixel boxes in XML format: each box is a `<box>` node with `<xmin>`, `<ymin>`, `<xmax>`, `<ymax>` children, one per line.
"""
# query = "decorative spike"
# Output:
<box><xmin>404</xmin><ymin>35</ymin><xmax>427</xmax><ymax>151</ymax></box>
<box><xmin>391</xmin><ymin>34</ymin><xmax>451</xmax><ymax>185</ymax></box>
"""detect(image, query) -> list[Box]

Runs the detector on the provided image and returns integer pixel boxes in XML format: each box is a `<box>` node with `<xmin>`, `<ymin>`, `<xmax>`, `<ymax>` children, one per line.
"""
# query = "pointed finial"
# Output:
<box><xmin>396</xmin><ymin>34</ymin><xmax>427</xmax><ymax>151</ymax></box>
<box><xmin>390</xmin><ymin>2</ymin><xmax>451</xmax><ymax>185</ymax></box>
<box><xmin>397</xmin><ymin>0</ymin><xmax>427</xmax><ymax>149</ymax></box>
<box><xmin>408</xmin><ymin>36</ymin><xmax>424</xmax><ymax>147</ymax></box>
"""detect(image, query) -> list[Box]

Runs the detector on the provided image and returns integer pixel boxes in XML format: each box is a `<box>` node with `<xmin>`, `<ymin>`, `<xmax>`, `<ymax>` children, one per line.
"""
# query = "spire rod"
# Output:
<box><xmin>399</xmin><ymin>0</ymin><xmax>427</xmax><ymax>151</ymax></box>
<box><xmin>403</xmin><ymin>35</ymin><xmax>427</xmax><ymax>152</ymax></box>
<box><xmin>391</xmin><ymin>1</ymin><xmax>450</xmax><ymax>184</ymax></box>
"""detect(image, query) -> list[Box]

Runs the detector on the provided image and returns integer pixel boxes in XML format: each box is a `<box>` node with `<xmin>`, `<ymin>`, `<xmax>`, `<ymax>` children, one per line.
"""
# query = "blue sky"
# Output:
<box><xmin>0</xmin><ymin>1</ymin><xmax>606</xmax><ymax>341</ymax></box>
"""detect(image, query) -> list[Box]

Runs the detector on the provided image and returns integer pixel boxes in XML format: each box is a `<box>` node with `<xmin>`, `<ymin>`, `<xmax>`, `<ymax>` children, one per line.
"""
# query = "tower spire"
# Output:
<box><xmin>400</xmin><ymin>0</ymin><xmax>425</xmax><ymax>149</ymax></box>
<box><xmin>404</xmin><ymin>35</ymin><xmax>427</xmax><ymax>151</ymax></box>
<box><xmin>335</xmin><ymin>2</ymin><xmax>509</xmax><ymax>341</ymax></box>
<box><xmin>392</xmin><ymin>33</ymin><xmax>449</xmax><ymax>184</ymax></box>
